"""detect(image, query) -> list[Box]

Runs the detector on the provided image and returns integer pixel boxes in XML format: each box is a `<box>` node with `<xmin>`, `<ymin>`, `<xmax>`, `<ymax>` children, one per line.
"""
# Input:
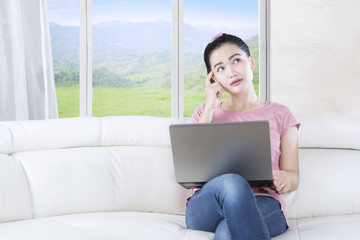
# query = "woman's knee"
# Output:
<box><xmin>206</xmin><ymin>173</ymin><xmax>253</xmax><ymax>202</ymax></box>
<box><xmin>215</xmin><ymin>173</ymin><xmax>251</xmax><ymax>193</ymax></box>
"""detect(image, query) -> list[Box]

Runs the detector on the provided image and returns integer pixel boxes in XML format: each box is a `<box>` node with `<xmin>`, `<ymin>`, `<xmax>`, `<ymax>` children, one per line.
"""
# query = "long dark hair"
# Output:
<box><xmin>204</xmin><ymin>33</ymin><xmax>251</xmax><ymax>73</ymax></box>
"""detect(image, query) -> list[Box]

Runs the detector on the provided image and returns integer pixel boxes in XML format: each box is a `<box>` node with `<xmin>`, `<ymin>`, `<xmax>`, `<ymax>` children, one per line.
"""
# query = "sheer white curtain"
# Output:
<box><xmin>0</xmin><ymin>0</ymin><xmax>58</xmax><ymax>121</ymax></box>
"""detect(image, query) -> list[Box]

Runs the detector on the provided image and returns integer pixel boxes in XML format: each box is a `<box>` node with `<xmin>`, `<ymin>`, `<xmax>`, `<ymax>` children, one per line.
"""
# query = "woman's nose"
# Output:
<box><xmin>228</xmin><ymin>68</ymin><xmax>237</xmax><ymax>78</ymax></box>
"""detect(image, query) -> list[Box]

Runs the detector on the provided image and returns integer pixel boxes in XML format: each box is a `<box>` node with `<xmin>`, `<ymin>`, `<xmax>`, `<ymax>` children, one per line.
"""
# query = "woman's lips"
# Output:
<box><xmin>231</xmin><ymin>78</ymin><xmax>243</xmax><ymax>86</ymax></box>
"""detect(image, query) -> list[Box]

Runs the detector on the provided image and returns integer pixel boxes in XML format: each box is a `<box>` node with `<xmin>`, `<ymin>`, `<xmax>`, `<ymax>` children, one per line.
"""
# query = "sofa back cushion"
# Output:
<box><xmin>297</xmin><ymin>115</ymin><xmax>360</xmax><ymax>150</ymax></box>
<box><xmin>0</xmin><ymin>154</ymin><xmax>32</xmax><ymax>223</ymax></box>
<box><xmin>284</xmin><ymin>115</ymin><xmax>360</xmax><ymax>219</ymax></box>
<box><xmin>0</xmin><ymin>117</ymin><xmax>101</xmax><ymax>154</ymax></box>
<box><xmin>15</xmin><ymin>146</ymin><xmax>190</xmax><ymax>218</ymax></box>
<box><xmin>100</xmin><ymin>116</ymin><xmax>187</xmax><ymax>147</ymax></box>
<box><xmin>285</xmin><ymin>148</ymin><xmax>360</xmax><ymax>219</ymax></box>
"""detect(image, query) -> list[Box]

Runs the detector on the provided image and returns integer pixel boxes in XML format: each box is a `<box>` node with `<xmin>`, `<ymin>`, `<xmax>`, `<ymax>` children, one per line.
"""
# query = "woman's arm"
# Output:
<box><xmin>198</xmin><ymin>71</ymin><xmax>223</xmax><ymax>123</ymax></box>
<box><xmin>273</xmin><ymin>126</ymin><xmax>300</xmax><ymax>194</ymax></box>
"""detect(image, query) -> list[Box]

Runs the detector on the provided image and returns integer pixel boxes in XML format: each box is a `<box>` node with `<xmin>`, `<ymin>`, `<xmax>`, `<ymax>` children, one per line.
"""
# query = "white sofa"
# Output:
<box><xmin>0</xmin><ymin>115</ymin><xmax>359</xmax><ymax>240</ymax></box>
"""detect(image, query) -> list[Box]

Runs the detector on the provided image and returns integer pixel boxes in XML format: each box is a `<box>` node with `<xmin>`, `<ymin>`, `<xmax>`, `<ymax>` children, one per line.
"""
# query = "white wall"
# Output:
<box><xmin>269</xmin><ymin>0</ymin><xmax>360</xmax><ymax>116</ymax></box>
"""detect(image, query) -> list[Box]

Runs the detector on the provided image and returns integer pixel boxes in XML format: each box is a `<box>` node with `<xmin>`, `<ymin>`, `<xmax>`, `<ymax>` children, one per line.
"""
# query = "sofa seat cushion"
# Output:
<box><xmin>0</xmin><ymin>212</ymin><xmax>214</xmax><ymax>240</ymax></box>
<box><xmin>274</xmin><ymin>214</ymin><xmax>360</xmax><ymax>240</ymax></box>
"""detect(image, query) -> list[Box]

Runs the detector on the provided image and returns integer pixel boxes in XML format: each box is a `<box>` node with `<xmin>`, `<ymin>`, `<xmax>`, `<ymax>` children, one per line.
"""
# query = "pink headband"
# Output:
<box><xmin>210</xmin><ymin>33</ymin><xmax>224</xmax><ymax>43</ymax></box>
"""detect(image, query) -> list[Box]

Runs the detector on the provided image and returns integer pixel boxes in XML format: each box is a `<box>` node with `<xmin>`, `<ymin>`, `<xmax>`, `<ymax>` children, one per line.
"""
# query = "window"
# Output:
<box><xmin>183</xmin><ymin>0</ymin><xmax>260</xmax><ymax>117</ymax></box>
<box><xmin>48</xmin><ymin>0</ymin><xmax>267</xmax><ymax>118</ymax></box>
<box><xmin>47</xmin><ymin>0</ymin><xmax>80</xmax><ymax>118</ymax></box>
<box><xmin>92</xmin><ymin>0</ymin><xmax>172</xmax><ymax>117</ymax></box>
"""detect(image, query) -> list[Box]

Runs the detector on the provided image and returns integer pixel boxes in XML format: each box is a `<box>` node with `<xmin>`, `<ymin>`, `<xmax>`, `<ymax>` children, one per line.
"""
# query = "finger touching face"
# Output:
<box><xmin>205</xmin><ymin>70</ymin><xmax>214</xmax><ymax>86</ymax></box>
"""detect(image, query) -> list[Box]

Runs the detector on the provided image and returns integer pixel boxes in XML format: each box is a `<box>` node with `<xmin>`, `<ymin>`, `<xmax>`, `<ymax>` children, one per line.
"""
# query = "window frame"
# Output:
<box><xmin>79</xmin><ymin>0</ymin><xmax>92</xmax><ymax>117</ymax></box>
<box><xmin>78</xmin><ymin>0</ymin><xmax>269</xmax><ymax>118</ymax></box>
<box><xmin>259</xmin><ymin>0</ymin><xmax>270</xmax><ymax>102</ymax></box>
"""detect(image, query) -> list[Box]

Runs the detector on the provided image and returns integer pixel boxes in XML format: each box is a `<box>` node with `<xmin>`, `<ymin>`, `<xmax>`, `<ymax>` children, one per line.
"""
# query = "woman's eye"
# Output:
<box><xmin>233</xmin><ymin>58</ymin><xmax>240</xmax><ymax>63</ymax></box>
<box><xmin>217</xmin><ymin>67</ymin><xmax>224</xmax><ymax>72</ymax></box>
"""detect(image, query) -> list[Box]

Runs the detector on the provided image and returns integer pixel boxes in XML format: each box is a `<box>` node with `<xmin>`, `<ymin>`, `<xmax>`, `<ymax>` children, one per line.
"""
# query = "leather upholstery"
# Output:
<box><xmin>0</xmin><ymin>115</ymin><xmax>359</xmax><ymax>239</ymax></box>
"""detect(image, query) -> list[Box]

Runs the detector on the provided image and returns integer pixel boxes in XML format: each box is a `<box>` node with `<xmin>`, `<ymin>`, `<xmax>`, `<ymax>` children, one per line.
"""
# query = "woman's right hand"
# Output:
<box><xmin>198</xmin><ymin>71</ymin><xmax>223</xmax><ymax>123</ymax></box>
<box><xmin>204</xmin><ymin>71</ymin><xmax>223</xmax><ymax>111</ymax></box>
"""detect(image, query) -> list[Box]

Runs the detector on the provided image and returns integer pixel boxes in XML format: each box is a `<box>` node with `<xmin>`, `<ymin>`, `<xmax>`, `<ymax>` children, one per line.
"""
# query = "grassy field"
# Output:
<box><xmin>56</xmin><ymin>85</ymin><xmax>80</xmax><ymax>118</ymax></box>
<box><xmin>56</xmin><ymin>85</ymin><xmax>259</xmax><ymax>118</ymax></box>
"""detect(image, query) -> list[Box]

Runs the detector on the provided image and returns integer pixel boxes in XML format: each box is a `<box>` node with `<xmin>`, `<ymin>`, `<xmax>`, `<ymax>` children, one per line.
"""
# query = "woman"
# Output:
<box><xmin>186</xmin><ymin>33</ymin><xmax>300</xmax><ymax>240</ymax></box>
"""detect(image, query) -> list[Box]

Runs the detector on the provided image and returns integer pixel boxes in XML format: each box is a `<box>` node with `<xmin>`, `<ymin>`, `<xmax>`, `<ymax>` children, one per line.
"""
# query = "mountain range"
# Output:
<box><xmin>49</xmin><ymin>20</ymin><xmax>259</xmax><ymax>89</ymax></box>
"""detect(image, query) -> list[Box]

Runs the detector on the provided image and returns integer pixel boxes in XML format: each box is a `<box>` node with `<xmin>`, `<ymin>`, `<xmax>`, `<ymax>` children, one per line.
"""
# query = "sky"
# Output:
<box><xmin>47</xmin><ymin>0</ymin><xmax>258</xmax><ymax>33</ymax></box>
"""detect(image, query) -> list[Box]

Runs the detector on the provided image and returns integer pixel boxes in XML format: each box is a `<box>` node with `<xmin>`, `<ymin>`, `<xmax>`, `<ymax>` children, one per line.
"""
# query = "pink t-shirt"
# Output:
<box><xmin>191</xmin><ymin>101</ymin><xmax>301</xmax><ymax>220</ymax></box>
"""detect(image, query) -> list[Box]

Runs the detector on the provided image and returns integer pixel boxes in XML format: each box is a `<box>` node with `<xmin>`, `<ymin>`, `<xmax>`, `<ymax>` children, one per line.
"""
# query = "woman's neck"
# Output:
<box><xmin>223</xmin><ymin>91</ymin><xmax>263</xmax><ymax>112</ymax></box>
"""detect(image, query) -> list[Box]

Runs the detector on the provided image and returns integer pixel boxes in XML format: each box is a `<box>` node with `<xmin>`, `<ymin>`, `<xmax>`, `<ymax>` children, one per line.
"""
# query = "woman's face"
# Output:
<box><xmin>209</xmin><ymin>43</ymin><xmax>255</xmax><ymax>95</ymax></box>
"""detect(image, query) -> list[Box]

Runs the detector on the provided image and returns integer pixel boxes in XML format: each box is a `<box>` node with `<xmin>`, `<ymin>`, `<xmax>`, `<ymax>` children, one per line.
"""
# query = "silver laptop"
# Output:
<box><xmin>169</xmin><ymin>121</ymin><xmax>273</xmax><ymax>189</ymax></box>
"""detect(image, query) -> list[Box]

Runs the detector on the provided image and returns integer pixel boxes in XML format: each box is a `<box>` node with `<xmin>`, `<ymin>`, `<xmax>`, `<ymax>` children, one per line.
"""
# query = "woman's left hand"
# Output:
<box><xmin>273</xmin><ymin>170</ymin><xmax>292</xmax><ymax>194</ymax></box>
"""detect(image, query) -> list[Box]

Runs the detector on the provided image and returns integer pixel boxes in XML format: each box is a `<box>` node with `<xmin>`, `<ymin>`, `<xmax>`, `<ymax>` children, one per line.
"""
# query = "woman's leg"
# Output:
<box><xmin>256</xmin><ymin>196</ymin><xmax>287</xmax><ymax>237</ymax></box>
<box><xmin>186</xmin><ymin>173</ymin><xmax>270</xmax><ymax>240</ymax></box>
<box><xmin>213</xmin><ymin>196</ymin><xmax>288</xmax><ymax>239</ymax></box>
<box><xmin>214</xmin><ymin>219</ymin><xmax>231</xmax><ymax>240</ymax></box>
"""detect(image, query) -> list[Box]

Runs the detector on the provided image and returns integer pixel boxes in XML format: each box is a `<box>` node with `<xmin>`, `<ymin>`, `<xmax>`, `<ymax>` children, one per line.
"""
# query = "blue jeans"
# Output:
<box><xmin>186</xmin><ymin>174</ymin><xmax>287</xmax><ymax>240</ymax></box>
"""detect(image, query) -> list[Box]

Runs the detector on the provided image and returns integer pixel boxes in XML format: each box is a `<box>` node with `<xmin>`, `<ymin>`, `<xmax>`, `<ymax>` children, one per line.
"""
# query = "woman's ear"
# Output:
<box><xmin>250</xmin><ymin>56</ymin><xmax>255</xmax><ymax>69</ymax></box>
